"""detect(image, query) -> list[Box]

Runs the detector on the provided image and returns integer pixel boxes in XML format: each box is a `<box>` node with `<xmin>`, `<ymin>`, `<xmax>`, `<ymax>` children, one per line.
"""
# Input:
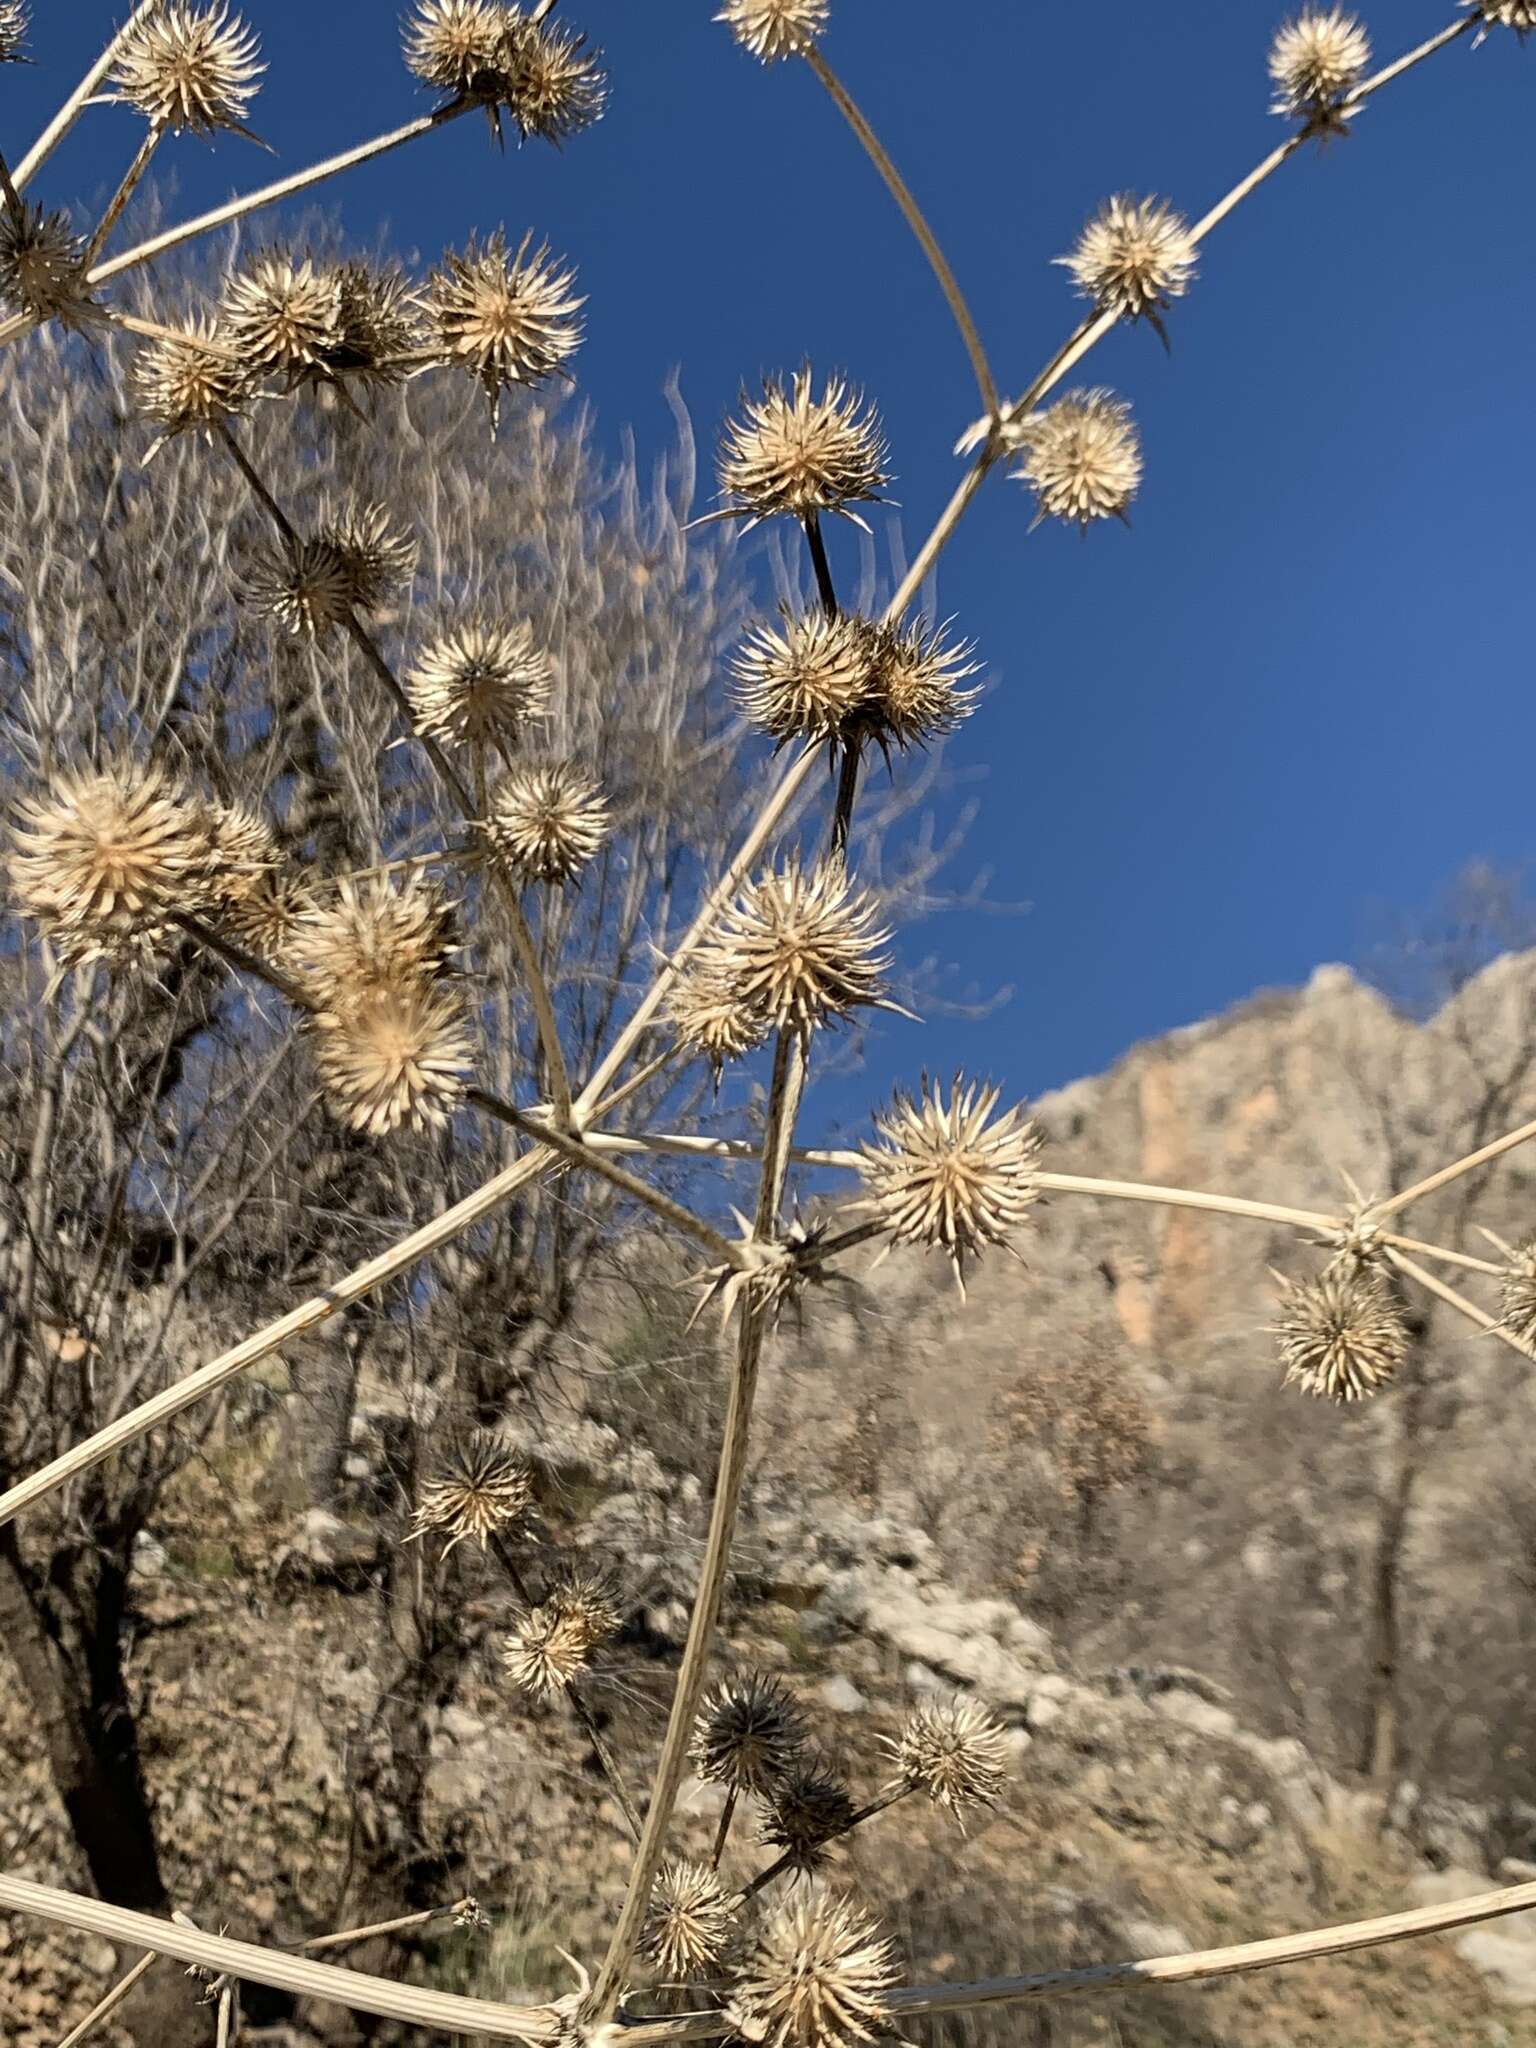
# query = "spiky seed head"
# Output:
<box><xmin>733</xmin><ymin>613</ymin><xmax>878</xmax><ymax>746</ymax></box>
<box><xmin>1499</xmin><ymin>1241</ymin><xmax>1536</xmax><ymax>1351</ymax></box>
<box><xmin>1269</xmin><ymin>9</ymin><xmax>1372</xmax><ymax>120</ymax></box>
<box><xmin>204</xmin><ymin>800</ymin><xmax>280</xmax><ymax>907</ymax></box>
<box><xmin>0</xmin><ymin>204</ymin><xmax>94</xmax><ymax>327</ymax></box>
<box><xmin>668</xmin><ymin>962</ymin><xmax>773</xmax><ymax>1078</ymax></box>
<box><xmin>325</xmin><ymin>263</ymin><xmax>423</xmax><ymax>387</ymax></box>
<box><xmin>1058</xmin><ymin>194</ymin><xmax>1197</xmax><ymax>322</ymax></box>
<box><xmin>501</xmin><ymin>13</ymin><xmax>609</xmax><ymax>142</ymax></box>
<box><xmin>1465</xmin><ymin>0</ymin><xmax>1536</xmax><ymax>26</ymax></box>
<box><xmin>220</xmin><ymin>255</ymin><xmax>342</xmax><ymax>378</ymax></box>
<box><xmin>884</xmin><ymin>1697</ymin><xmax>1010</xmax><ymax>1818</ymax></box>
<box><xmin>1272</xmin><ymin>1262</ymin><xmax>1409</xmax><ymax>1403</ymax></box>
<box><xmin>0</xmin><ymin>3</ymin><xmax>29</xmax><ymax>62</ymax></box>
<box><xmin>644</xmin><ymin>1860</ymin><xmax>737</xmax><ymax>1983</ymax></box>
<box><xmin>411</xmin><ymin>1430</ymin><xmax>533</xmax><ymax>1552</ymax></box>
<box><xmin>693</xmin><ymin>1672</ymin><xmax>809</xmax><ymax>1795</ymax></box>
<box><xmin>9</xmin><ymin>762</ymin><xmax>214</xmax><ymax>962</ymax></box>
<box><xmin>726</xmin><ymin>1889</ymin><xmax>897</xmax><ymax>2048</ymax></box>
<box><xmin>405</xmin><ymin>617</ymin><xmax>555</xmax><ymax>749</ymax></box>
<box><xmin>546</xmin><ymin>1565</ymin><xmax>623</xmax><ymax>1646</ymax></box>
<box><xmin>761</xmin><ymin>1760</ymin><xmax>858</xmax><ymax>1874</ymax></box>
<box><xmin>1012</xmin><ymin>388</ymin><xmax>1142</xmax><ymax>531</ymax></box>
<box><xmin>316</xmin><ymin>501</ymin><xmax>418</xmax><ymax>613</ymax></box>
<box><xmin>861</xmin><ymin>619</ymin><xmax>980</xmax><ymax>752</ymax></box>
<box><xmin>132</xmin><ymin>318</ymin><xmax>250</xmax><ymax>442</ymax></box>
<box><xmin>856</xmin><ymin>1076</ymin><xmax>1043</xmax><ymax>1288</ymax></box>
<box><xmin>111</xmin><ymin>5</ymin><xmax>264</xmax><ymax>135</ymax></box>
<box><xmin>287</xmin><ymin>873</ymin><xmax>459</xmax><ymax>995</ymax></box>
<box><xmin>717</xmin><ymin>0</ymin><xmax>830</xmax><ymax>62</ymax></box>
<box><xmin>420</xmin><ymin>232</ymin><xmax>584</xmax><ymax>422</ymax></box>
<box><xmin>502</xmin><ymin>1603</ymin><xmax>592</xmax><ymax>1695</ymax></box>
<box><xmin>241</xmin><ymin>539</ymin><xmax>355</xmax><ymax>641</ymax></box>
<box><xmin>222</xmin><ymin>869</ymin><xmax>312</xmax><ymax>963</ymax></box>
<box><xmin>484</xmin><ymin>761</ymin><xmax>610</xmax><ymax>884</ymax></box>
<box><xmin>696</xmin><ymin>857</ymin><xmax>891</xmax><ymax>1041</ymax></box>
<box><xmin>720</xmin><ymin>371</ymin><xmax>890</xmax><ymax>524</ymax></box>
<box><xmin>404</xmin><ymin>0</ymin><xmax>508</xmax><ymax>94</ymax></box>
<box><xmin>311</xmin><ymin>977</ymin><xmax>475</xmax><ymax>1136</ymax></box>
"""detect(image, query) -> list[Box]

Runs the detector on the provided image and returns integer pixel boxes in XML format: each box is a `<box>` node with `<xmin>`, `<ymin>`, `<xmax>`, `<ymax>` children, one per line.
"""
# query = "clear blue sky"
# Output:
<box><xmin>12</xmin><ymin>2</ymin><xmax>1535</xmax><ymax>1117</ymax></box>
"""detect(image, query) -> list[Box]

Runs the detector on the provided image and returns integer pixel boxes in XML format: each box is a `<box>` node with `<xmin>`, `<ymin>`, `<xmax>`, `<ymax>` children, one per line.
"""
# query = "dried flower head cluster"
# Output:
<box><xmin>694</xmin><ymin>1672</ymin><xmax>808</xmax><ymax>1795</ymax></box>
<box><xmin>884</xmin><ymin>1696</ymin><xmax>1010</xmax><ymax>1818</ymax></box>
<box><xmin>404</xmin><ymin>3</ymin><xmax>607</xmax><ymax>144</ymax></box>
<box><xmin>644</xmin><ymin>1859</ymin><xmax>737</xmax><ymax>1982</ymax></box>
<box><xmin>677</xmin><ymin>858</ymin><xmax>890</xmax><ymax>1053</ymax></box>
<box><xmin>1273</xmin><ymin>1262</ymin><xmax>1410</xmax><ymax>1402</ymax></box>
<box><xmin>220</xmin><ymin>255</ymin><xmax>420</xmax><ymax>391</ymax></box>
<box><xmin>111</xmin><ymin>5</ymin><xmax>264</xmax><ymax>137</ymax></box>
<box><xmin>717</xmin><ymin>0</ymin><xmax>830</xmax><ymax>62</ymax></box>
<box><xmin>1011</xmin><ymin>389</ymin><xmax>1142</xmax><ymax>530</ymax></box>
<box><xmin>761</xmin><ymin>1759</ymin><xmax>858</xmax><ymax>1873</ymax></box>
<box><xmin>1059</xmin><ymin>194</ymin><xmax>1197</xmax><ymax>326</ymax></box>
<box><xmin>0</xmin><ymin>204</ymin><xmax>94</xmax><ymax>327</ymax></box>
<box><xmin>406</xmin><ymin>617</ymin><xmax>555</xmax><ymax>749</ymax></box>
<box><xmin>734</xmin><ymin>614</ymin><xmax>978</xmax><ymax>754</ymax></box>
<box><xmin>411</xmin><ymin>1431</ymin><xmax>534</xmax><ymax>1552</ymax></box>
<box><xmin>1498</xmin><ymin>1240</ymin><xmax>1536</xmax><ymax>1352</ymax></box>
<box><xmin>502</xmin><ymin>1568</ymin><xmax>621</xmax><ymax>1694</ymax></box>
<box><xmin>726</xmin><ymin>1889</ymin><xmax>897</xmax><ymax>2048</ymax></box>
<box><xmin>0</xmin><ymin>0</ymin><xmax>29</xmax><ymax>61</ymax></box>
<box><xmin>856</xmin><ymin>1077</ymin><xmax>1043</xmax><ymax>1290</ymax></box>
<box><xmin>8</xmin><ymin>761</ymin><xmax>215</xmax><ymax>966</ymax></box>
<box><xmin>133</xmin><ymin>319</ymin><xmax>250</xmax><ymax>449</ymax></box>
<box><xmin>1269</xmin><ymin>8</ymin><xmax>1372</xmax><ymax>123</ymax></box>
<box><xmin>720</xmin><ymin>372</ymin><xmax>889</xmax><ymax>525</ymax></box>
<box><xmin>419</xmin><ymin>231</ymin><xmax>583</xmax><ymax>422</ymax></box>
<box><xmin>485</xmin><ymin>761</ymin><xmax>610</xmax><ymax>883</ymax></box>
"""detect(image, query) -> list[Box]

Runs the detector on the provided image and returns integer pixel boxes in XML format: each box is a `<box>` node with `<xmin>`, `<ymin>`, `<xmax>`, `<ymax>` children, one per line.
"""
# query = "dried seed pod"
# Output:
<box><xmin>1011</xmin><ymin>389</ymin><xmax>1142</xmax><ymax>531</ymax></box>
<box><xmin>111</xmin><ymin>4</ymin><xmax>264</xmax><ymax>136</ymax></box>
<box><xmin>695</xmin><ymin>857</ymin><xmax>891</xmax><ymax>1042</ymax></box>
<box><xmin>133</xmin><ymin>319</ymin><xmax>251</xmax><ymax>447</ymax></box>
<box><xmin>0</xmin><ymin>4</ymin><xmax>30</xmax><ymax>63</ymax></box>
<box><xmin>316</xmin><ymin>501</ymin><xmax>418</xmax><ymax>613</ymax></box>
<box><xmin>411</xmin><ymin>1431</ymin><xmax>534</xmax><ymax>1552</ymax></box>
<box><xmin>405</xmin><ymin>617</ymin><xmax>555</xmax><ymax>749</ymax></box>
<box><xmin>501</xmin><ymin>12</ymin><xmax>608</xmax><ymax>143</ymax></box>
<box><xmin>404</xmin><ymin>0</ymin><xmax>508</xmax><ymax>96</ymax></box>
<box><xmin>204</xmin><ymin>800</ymin><xmax>281</xmax><ymax>909</ymax></box>
<box><xmin>1498</xmin><ymin>1241</ymin><xmax>1536</xmax><ymax>1350</ymax></box>
<box><xmin>1272</xmin><ymin>1262</ymin><xmax>1409</xmax><ymax>1402</ymax></box>
<box><xmin>760</xmin><ymin>1758</ymin><xmax>858</xmax><ymax>1874</ymax></box>
<box><xmin>310</xmin><ymin>976</ymin><xmax>475</xmax><ymax>1136</ymax></box>
<box><xmin>1464</xmin><ymin>0</ymin><xmax>1536</xmax><ymax>28</ymax></box>
<box><xmin>883</xmin><ymin>1696</ymin><xmax>1010</xmax><ymax>1818</ymax></box>
<box><xmin>326</xmin><ymin>263</ymin><xmax>423</xmax><ymax>388</ymax></box>
<box><xmin>1058</xmin><ymin>194</ymin><xmax>1196</xmax><ymax>325</ymax></box>
<box><xmin>484</xmin><ymin>761</ymin><xmax>610</xmax><ymax>884</ymax></box>
<box><xmin>716</xmin><ymin>0</ymin><xmax>830</xmax><ymax>62</ymax></box>
<box><xmin>220</xmin><ymin>254</ymin><xmax>343</xmax><ymax>380</ymax></box>
<box><xmin>732</xmin><ymin>613</ymin><xmax>878</xmax><ymax>747</ymax></box>
<box><xmin>240</xmin><ymin>538</ymin><xmax>355</xmax><ymax>640</ymax></box>
<box><xmin>720</xmin><ymin>370</ymin><xmax>889</xmax><ymax>524</ymax></box>
<box><xmin>1268</xmin><ymin>8</ymin><xmax>1371</xmax><ymax>123</ymax></box>
<box><xmin>288</xmin><ymin>874</ymin><xmax>459</xmax><ymax>996</ymax></box>
<box><xmin>726</xmin><ymin>1888</ymin><xmax>897</xmax><ymax>2048</ymax></box>
<box><xmin>419</xmin><ymin>231</ymin><xmax>583</xmax><ymax>423</ymax></box>
<box><xmin>693</xmin><ymin>1672</ymin><xmax>808</xmax><ymax>1795</ymax></box>
<box><xmin>668</xmin><ymin>961</ymin><xmax>773</xmax><ymax>1078</ymax></box>
<box><xmin>0</xmin><ymin>204</ymin><xmax>95</xmax><ymax>327</ymax></box>
<box><xmin>859</xmin><ymin>619</ymin><xmax>979</xmax><ymax>753</ymax></box>
<box><xmin>501</xmin><ymin>1571</ymin><xmax>617</xmax><ymax>1695</ymax></box>
<box><xmin>643</xmin><ymin>1859</ymin><xmax>737</xmax><ymax>1981</ymax></box>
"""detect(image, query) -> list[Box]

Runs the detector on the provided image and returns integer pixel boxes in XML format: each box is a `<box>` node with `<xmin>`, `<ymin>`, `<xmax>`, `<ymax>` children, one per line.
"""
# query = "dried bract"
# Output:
<box><xmin>856</xmin><ymin>1076</ymin><xmax>1042</xmax><ymax>1288</ymax></box>
<box><xmin>1012</xmin><ymin>389</ymin><xmax>1142</xmax><ymax>531</ymax></box>
<box><xmin>1059</xmin><ymin>194</ymin><xmax>1196</xmax><ymax>324</ymax></box>
<box><xmin>405</xmin><ymin>617</ymin><xmax>555</xmax><ymax>749</ymax></box>
<box><xmin>884</xmin><ymin>1696</ymin><xmax>1010</xmax><ymax>1818</ymax></box>
<box><xmin>694</xmin><ymin>1672</ymin><xmax>808</xmax><ymax>1795</ymax></box>
<box><xmin>761</xmin><ymin>1760</ymin><xmax>858</xmax><ymax>1874</ymax></box>
<box><xmin>720</xmin><ymin>371</ymin><xmax>889</xmax><ymax>524</ymax></box>
<box><xmin>485</xmin><ymin>761</ymin><xmax>610</xmax><ymax>883</ymax></box>
<box><xmin>241</xmin><ymin>539</ymin><xmax>354</xmax><ymax>641</ymax></box>
<box><xmin>1269</xmin><ymin>8</ymin><xmax>1371</xmax><ymax>123</ymax></box>
<box><xmin>133</xmin><ymin>319</ymin><xmax>250</xmax><ymax>446</ymax></box>
<box><xmin>317</xmin><ymin>501</ymin><xmax>419</xmax><ymax>613</ymax></box>
<box><xmin>727</xmin><ymin>1889</ymin><xmax>897</xmax><ymax>2048</ymax></box>
<box><xmin>1499</xmin><ymin>1241</ymin><xmax>1536</xmax><ymax>1351</ymax></box>
<box><xmin>1273</xmin><ymin>1262</ymin><xmax>1409</xmax><ymax>1403</ymax></box>
<box><xmin>288</xmin><ymin>874</ymin><xmax>459</xmax><ymax>995</ymax></box>
<box><xmin>111</xmin><ymin>5</ymin><xmax>264</xmax><ymax>136</ymax></box>
<box><xmin>310</xmin><ymin>977</ymin><xmax>475</xmax><ymax>1136</ymax></box>
<box><xmin>1</xmin><ymin>2</ymin><xmax>30</xmax><ymax>62</ymax></box>
<box><xmin>221</xmin><ymin>255</ymin><xmax>342</xmax><ymax>379</ymax></box>
<box><xmin>420</xmin><ymin>232</ymin><xmax>583</xmax><ymax>422</ymax></box>
<box><xmin>644</xmin><ymin>1860</ymin><xmax>737</xmax><ymax>1982</ymax></box>
<box><xmin>717</xmin><ymin>0</ymin><xmax>830</xmax><ymax>62</ymax></box>
<box><xmin>695</xmin><ymin>858</ymin><xmax>891</xmax><ymax>1041</ymax></box>
<box><xmin>411</xmin><ymin>1431</ymin><xmax>534</xmax><ymax>1552</ymax></box>
<box><xmin>0</xmin><ymin>204</ymin><xmax>95</xmax><ymax>327</ymax></box>
<box><xmin>502</xmin><ymin>13</ymin><xmax>609</xmax><ymax>143</ymax></box>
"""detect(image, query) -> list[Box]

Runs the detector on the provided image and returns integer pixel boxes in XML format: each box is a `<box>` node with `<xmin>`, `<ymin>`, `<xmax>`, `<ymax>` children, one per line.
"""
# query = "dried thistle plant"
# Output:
<box><xmin>1269</xmin><ymin>8</ymin><xmax>1372</xmax><ymax>125</ymax></box>
<box><xmin>687</xmin><ymin>858</ymin><xmax>892</xmax><ymax>1042</ymax></box>
<box><xmin>405</xmin><ymin>617</ymin><xmax>555</xmax><ymax>748</ymax></box>
<box><xmin>883</xmin><ymin>1696</ymin><xmax>1010</xmax><ymax>1819</ymax></box>
<box><xmin>220</xmin><ymin>254</ymin><xmax>342</xmax><ymax>379</ymax></box>
<box><xmin>1272</xmin><ymin>1262</ymin><xmax>1410</xmax><ymax>1402</ymax></box>
<box><xmin>419</xmin><ymin>231</ymin><xmax>584</xmax><ymax>422</ymax></box>
<box><xmin>720</xmin><ymin>370</ymin><xmax>890</xmax><ymax>525</ymax></box>
<box><xmin>726</xmin><ymin>1889</ymin><xmax>897</xmax><ymax>2048</ymax></box>
<box><xmin>1011</xmin><ymin>388</ymin><xmax>1142</xmax><ymax>530</ymax></box>
<box><xmin>110</xmin><ymin>4</ymin><xmax>265</xmax><ymax>138</ymax></box>
<box><xmin>133</xmin><ymin>319</ymin><xmax>251</xmax><ymax>448</ymax></box>
<box><xmin>643</xmin><ymin>1859</ymin><xmax>737</xmax><ymax>1981</ymax></box>
<box><xmin>503</xmin><ymin>1570</ymin><xmax>621</xmax><ymax>1695</ymax></box>
<box><xmin>501</xmin><ymin>12</ymin><xmax>609</xmax><ymax>143</ymax></box>
<box><xmin>410</xmin><ymin>1431</ymin><xmax>534</xmax><ymax>1553</ymax></box>
<box><xmin>1059</xmin><ymin>194</ymin><xmax>1197</xmax><ymax>330</ymax></box>
<box><xmin>1498</xmin><ymin>1240</ymin><xmax>1536</xmax><ymax>1350</ymax></box>
<box><xmin>404</xmin><ymin>0</ymin><xmax>509</xmax><ymax>98</ymax></box>
<box><xmin>0</xmin><ymin>204</ymin><xmax>95</xmax><ymax>327</ymax></box>
<box><xmin>734</xmin><ymin>614</ymin><xmax>977</xmax><ymax>755</ymax></box>
<box><xmin>316</xmin><ymin>500</ymin><xmax>419</xmax><ymax>613</ymax></box>
<box><xmin>0</xmin><ymin>2</ymin><xmax>28</xmax><ymax>63</ymax></box>
<box><xmin>1465</xmin><ymin>0</ymin><xmax>1536</xmax><ymax>28</ymax></box>
<box><xmin>694</xmin><ymin>1672</ymin><xmax>809</xmax><ymax>1796</ymax></box>
<box><xmin>717</xmin><ymin>0</ymin><xmax>831</xmax><ymax>63</ymax></box>
<box><xmin>288</xmin><ymin>874</ymin><xmax>460</xmax><ymax>994</ymax></box>
<box><xmin>484</xmin><ymin>761</ymin><xmax>610</xmax><ymax>884</ymax></box>
<box><xmin>241</xmin><ymin>537</ymin><xmax>355</xmax><ymax>640</ymax></box>
<box><xmin>761</xmin><ymin>1759</ymin><xmax>859</xmax><ymax>1874</ymax></box>
<box><xmin>310</xmin><ymin>977</ymin><xmax>476</xmax><ymax>1136</ymax></box>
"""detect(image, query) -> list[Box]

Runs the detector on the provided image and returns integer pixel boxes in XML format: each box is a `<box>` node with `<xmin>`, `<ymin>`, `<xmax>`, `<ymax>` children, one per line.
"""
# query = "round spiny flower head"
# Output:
<box><xmin>1464</xmin><ymin>0</ymin><xmax>1536</xmax><ymax>26</ymax></box>
<box><xmin>241</xmin><ymin>538</ymin><xmax>355</xmax><ymax>641</ymax></box>
<box><xmin>404</xmin><ymin>0</ymin><xmax>509</xmax><ymax>96</ymax></box>
<box><xmin>311</xmin><ymin>977</ymin><xmax>475</xmax><ymax>1136</ymax></box>
<box><xmin>1498</xmin><ymin>1240</ymin><xmax>1536</xmax><ymax>1352</ymax></box>
<box><xmin>856</xmin><ymin>1076</ymin><xmax>1043</xmax><ymax>1290</ymax></box>
<box><xmin>405</xmin><ymin>616</ymin><xmax>555</xmax><ymax>749</ymax></box>
<box><xmin>288</xmin><ymin>873</ymin><xmax>459</xmax><ymax>995</ymax></box>
<box><xmin>1012</xmin><ymin>388</ymin><xmax>1141</xmax><ymax>531</ymax></box>
<box><xmin>501</xmin><ymin>13</ymin><xmax>609</xmax><ymax>143</ymax></box>
<box><xmin>0</xmin><ymin>204</ymin><xmax>94</xmax><ymax>327</ymax></box>
<box><xmin>726</xmin><ymin>1889</ymin><xmax>897</xmax><ymax>2048</ymax></box>
<box><xmin>761</xmin><ymin>1760</ymin><xmax>858</xmax><ymax>1874</ymax></box>
<box><xmin>9</xmin><ymin>761</ymin><xmax>213</xmax><ymax>961</ymax></box>
<box><xmin>420</xmin><ymin>231</ymin><xmax>584</xmax><ymax>423</ymax></box>
<box><xmin>111</xmin><ymin>4</ymin><xmax>264</xmax><ymax>136</ymax></box>
<box><xmin>644</xmin><ymin>1860</ymin><xmax>737</xmax><ymax>1983</ymax></box>
<box><xmin>1269</xmin><ymin>9</ymin><xmax>1372</xmax><ymax>121</ymax></box>
<box><xmin>484</xmin><ymin>760</ymin><xmax>610</xmax><ymax>884</ymax></box>
<box><xmin>220</xmin><ymin>254</ymin><xmax>342</xmax><ymax>380</ymax></box>
<box><xmin>693</xmin><ymin>1671</ymin><xmax>808</xmax><ymax>1795</ymax></box>
<box><xmin>411</xmin><ymin>1430</ymin><xmax>534</xmax><ymax>1553</ymax></box>
<box><xmin>698</xmin><ymin>857</ymin><xmax>891</xmax><ymax>1041</ymax></box>
<box><xmin>717</xmin><ymin>0</ymin><xmax>830</xmax><ymax>62</ymax></box>
<box><xmin>720</xmin><ymin>371</ymin><xmax>890</xmax><ymax>524</ymax></box>
<box><xmin>204</xmin><ymin>799</ymin><xmax>280</xmax><ymax>908</ymax></box>
<box><xmin>860</xmin><ymin>618</ymin><xmax>980</xmax><ymax>753</ymax></box>
<box><xmin>733</xmin><ymin>613</ymin><xmax>878</xmax><ymax>747</ymax></box>
<box><xmin>316</xmin><ymin>501</ymin><xmax>418</xmax><ymax>614</ymax></box>
<box><xmin>1</xmin><ymin>2</ymin><xmax>30</xmax><ymax>62</ymax></box>
<box><xmin>132</xmin><ymin>318</ymin><xmax>250</xmax><ymax>443</ymax></box>
<box><xmin>1058</xmin><ymin>194</ymin><xmax>1196</xmax><ymax>324</ymax></box>
<box><xmin>222</xmin><ymin>868</ymin><xmax>312</xmax><ymax>963</ymax></box>
<box><xmin>668</xmin><ymin>960</ymin><xmax>773</xmax><ymax>1079</ymax></box>
<box><xmin>502</xmin><ymin>1602</ymin><xmax>592</xmax><ymax>1695</ymax></box>
<box><xmin>325</xmin><ymin>263</ymin><xmax>423</xmax><ymax>388</ymax></box>
<box><xmin>548</xmin><ymin>1564</ymin><xmax>623</xmax><ymax>1645</ymax></box>
<box><xmin>884</xmin><ymin>1696</ymin><xmax>1010</xmax><ymax>1819</ymax></box>
<box><xmin>1272</xmin><ymin>1261</ymin><xmax>1409</xmax><ymax>1403</ymax></box>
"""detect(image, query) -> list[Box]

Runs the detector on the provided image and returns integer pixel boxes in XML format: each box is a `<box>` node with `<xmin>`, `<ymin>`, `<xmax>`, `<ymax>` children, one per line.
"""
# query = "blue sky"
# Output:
<box><xmin>11</xmin><ymin>2</ymin><xmax>1536</xmax><ymax>1117</ymax></box>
